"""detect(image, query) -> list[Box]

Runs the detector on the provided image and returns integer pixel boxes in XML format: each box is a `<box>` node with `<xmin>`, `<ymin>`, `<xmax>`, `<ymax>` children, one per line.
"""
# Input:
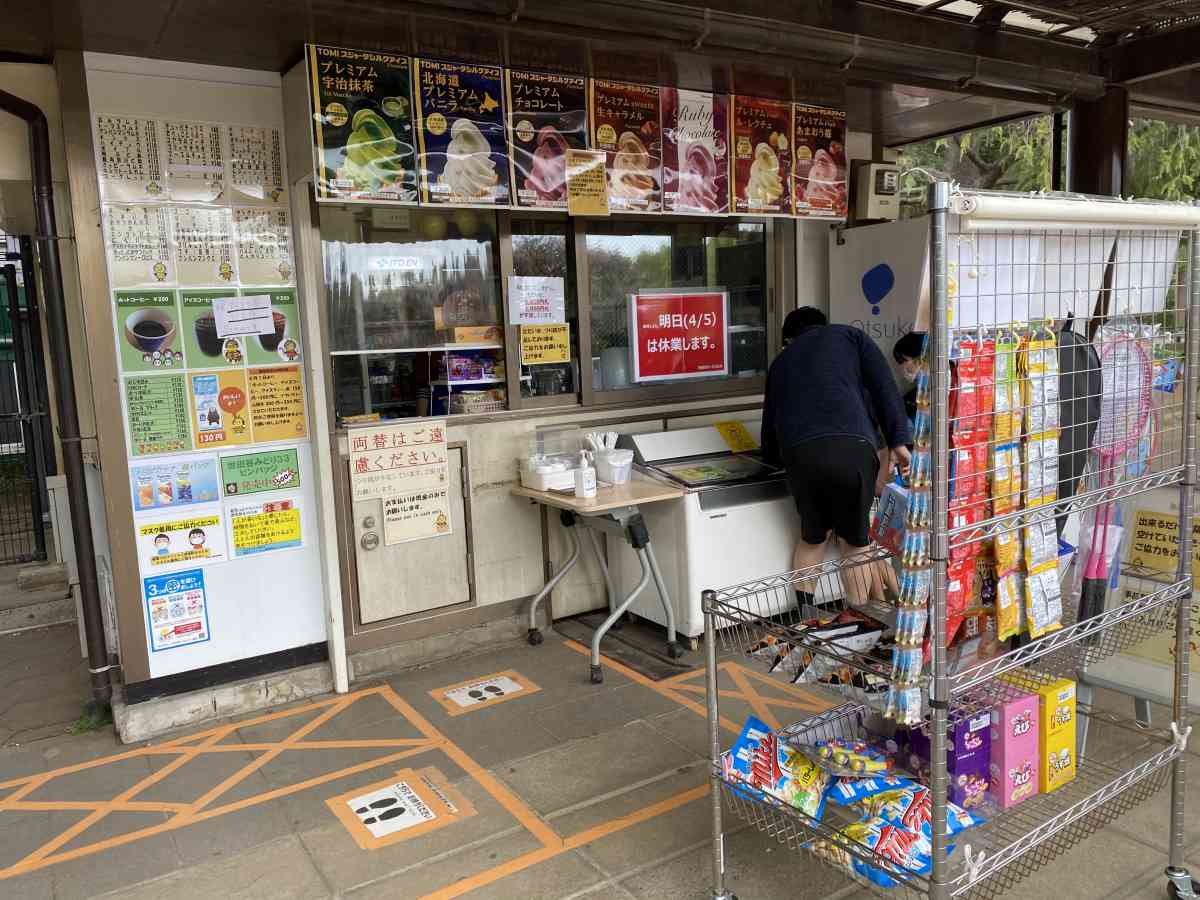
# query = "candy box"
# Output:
<box><xmin>990</xmin><ymin>692</ymin><xmax>1040</xmax><ymax>809</ymax></box>
<box><xmin>908</xmin><ymin>710</ymin><xmax>992</xmax><ymax>809</ymax></box>
<box><xmin>1001</xmin><ymin>674</ymin><xmax>1076</xmax><ymax>793</ymax></box>
<box><xmin>869</xmin><ymin>482</ymin><xmax>909</xmax><ymax>556</ymax></box>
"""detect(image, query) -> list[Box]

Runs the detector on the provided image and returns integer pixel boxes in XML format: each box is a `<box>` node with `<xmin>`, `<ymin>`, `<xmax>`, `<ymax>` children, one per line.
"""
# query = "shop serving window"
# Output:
<box><xmin>323</xmin><ymin>207</ymin><xmax>505</xmax><ymax>422</ymax></box>
<box><xmin>511</xmin><ymin>217</ymin><xmax>579</xmax><ymax>404</ymax></box>
<box><xmin>584</xmin><ymin>219</ymin><xmax>768</xmax><ymax>397</ymax></box>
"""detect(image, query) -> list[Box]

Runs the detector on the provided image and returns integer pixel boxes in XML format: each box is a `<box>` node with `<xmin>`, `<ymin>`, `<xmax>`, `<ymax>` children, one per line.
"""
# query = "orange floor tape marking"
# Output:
<box><xmin>725</xmin><ymin>662</ymin><xmax>782</xmax><ymax>730</ymax></box>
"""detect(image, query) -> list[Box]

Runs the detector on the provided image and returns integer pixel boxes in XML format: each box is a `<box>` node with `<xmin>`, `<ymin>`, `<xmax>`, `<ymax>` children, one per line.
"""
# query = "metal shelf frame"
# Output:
<box><xmin>701</xmin><ymin>185</ymin><xmax>1200</xmax><ymax>900</ymax></box>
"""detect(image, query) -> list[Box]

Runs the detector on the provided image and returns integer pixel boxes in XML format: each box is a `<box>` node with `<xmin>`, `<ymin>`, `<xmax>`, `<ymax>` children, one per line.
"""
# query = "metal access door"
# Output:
<box><xmin>351</xmin><ymin>446</ymin><xmax>473</xmax><ymax>624</ymax></box>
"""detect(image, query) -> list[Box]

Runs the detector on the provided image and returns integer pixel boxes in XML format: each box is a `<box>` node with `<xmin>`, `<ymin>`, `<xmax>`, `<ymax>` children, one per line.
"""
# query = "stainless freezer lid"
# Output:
<box><xmin>618</xmin><ymin>422</ymin><xmax>783</xmax><ymax>490</ymax></box>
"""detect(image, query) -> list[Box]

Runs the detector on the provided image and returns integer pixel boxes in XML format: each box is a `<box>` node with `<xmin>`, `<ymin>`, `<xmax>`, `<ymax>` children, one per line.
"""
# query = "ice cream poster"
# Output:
<box><xmin>306</xmin><ymin>44</ymin><xmax>418</xmax><ymax>203</ymax></box>
<box><xmin>661</xmin><ymin>88</ymin><xmax>729</xmax><ymax>215</ymax></box>
<box><xmin>588</xmin><ymin>79</ymin><xmax>662</xmax><ymax>213</ymax></box>
<box><xmin>136</xmin><ymin>509</ymin><xmax>228</xmax><ymax>574</ymax></box>
<box><xmin>506</xmin><ymin>70</ymin><xmax>587</xmax><ymax>210</ymax></box>
<box><xmin>731</xmin><ymin>96</ymin><xmax>792</xmax><ymax>216</ymax></box>
<box><xmin>793</xmin><ymin>105</ymin><xmax>848</xmax><ymax>220</ymax></box>
<box><xmin>414</xmin><ymin>59</ymin><xmax>511</xmax><ymax>206</ymax></box>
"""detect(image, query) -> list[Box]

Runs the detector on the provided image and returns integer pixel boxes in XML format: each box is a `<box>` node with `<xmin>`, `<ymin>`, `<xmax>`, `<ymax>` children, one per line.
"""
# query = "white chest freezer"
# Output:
<box><xmin>609</xmin><ymin>422</ymin><xmax>839</xmax><ymax>638</ymax></box>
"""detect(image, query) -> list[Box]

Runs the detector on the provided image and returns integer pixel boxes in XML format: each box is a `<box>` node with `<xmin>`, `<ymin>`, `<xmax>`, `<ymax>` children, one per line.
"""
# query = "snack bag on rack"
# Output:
<box><xmin>991</xmin><ymin>442</ymin><xmax>1021</xmax><ymax>514</ymax></box>
<box><xmin>993</xmin><ymin>329</ymin><xmax>1022</xmax><ymax>440</ymax></box>
<box><xmin>995</xmin><ymin>569</ymin><xmax>1024</xmax><ymax>641</ymax></box>
<box><xmin>945</xmin><ymin>557</ymin><xmax>977</xmax><ymax>645</ymax></box>
<box><xmin>859</xmin><ymin>785</ymin><xmax>986</xmax><ymax>841</ymax></box>
<box><xmin>1024</xmin><ymin>562</ymin><xmax>1063</xmax><ymax>639</ymax></box>
<box><xmin>1023</xmin><ymin>517</ymin><xmax>1058</xmax><ymax>571</ymax></box>
<box><xmin>839</xmin><ymin>816</ymin><xmax>935</xmax><ymax>888</ymax></box>
<box><xmin>948</xmin><ymin>501</ymin><xmax>985</xmax><ymax>563</ymax></box>
<box><xmin>725</xmin><ymin>716</ymin><xmax>830</xmax><ymax>819</ymax></box>
<box><xmin>869</xmin><ymin>482</ymin><xmax>910</xmax><ymax>556</ymax></box>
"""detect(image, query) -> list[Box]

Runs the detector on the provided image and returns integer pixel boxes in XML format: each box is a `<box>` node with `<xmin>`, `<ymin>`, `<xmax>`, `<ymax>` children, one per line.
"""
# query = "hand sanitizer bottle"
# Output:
<box><xmin>574</xmin><ymin>451</ymin><xmax>596</xmax><ymax>499</ymax></box>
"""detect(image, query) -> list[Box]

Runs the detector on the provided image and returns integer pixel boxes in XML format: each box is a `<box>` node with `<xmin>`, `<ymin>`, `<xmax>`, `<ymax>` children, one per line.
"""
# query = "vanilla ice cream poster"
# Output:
<box><xmin>306</xmin><ymin>45</ymin><xmax>418</xmax><ymax>203</ymax></box>
<box><xmin>793</xmin><ymin>105</ymin><xmax>848</xmax><ymax>220</ymax></box>
<box><xmin>588</xmin><ymin>79</ymin><xmax>662</xmax><ymax>213</ymax></box>
<box><xmin>414</xmin><ymin>59</ymin><xmax>511</xmax><ymax>206</ymax></box>
<box><xmin>506</xmin><ymin>70</ymin><xmax>587</xmax><ymax>210</ymax></box>
<box><xmin>661</xmin><ymin>88</ymin><xmax>729</xmax><ymax>215</ymax></box>
<box><xmin>731</xmin><ymin>96</ymin><xmax>792</xmax><ymax>216</ymax></box>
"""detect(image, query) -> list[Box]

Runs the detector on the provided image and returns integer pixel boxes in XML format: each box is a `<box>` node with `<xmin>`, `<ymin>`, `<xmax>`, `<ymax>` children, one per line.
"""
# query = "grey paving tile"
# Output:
<box><xmin>0</xmin><ymin>809</ymin><xmax>88</xmax><ymax>870</ymax></box>
<box><xmin>429</xmin><ymin>848</ymin><xmax>605</xmax><ymax>900</ymax></box>
<box><xmin>533</xmin><ymin>682</ymin><xmax>685</xmax><ymax>743</ymax></box>
<box><xmin>23</xmin><ymin>754</ymin><xmax>154</xmax><ymax>803</ymax></box>
<box><xmin>0</xmin><ymin>870</ymin><xmax>54</xmax><ymax>900</ymax></box>
<box><xmin>436</xmin><ymin>705</ymin><xmax>563</xmax><ymax>769</ymax></box>
<box><xmin>49</xmin><ymin>824</ymin><xmax>182</xmax><ymax>900</ymax></box>
<box><xmin>1110</xmin><ymin>759</ymin><xmax>1200</xmax><ymax>847</ymax></box>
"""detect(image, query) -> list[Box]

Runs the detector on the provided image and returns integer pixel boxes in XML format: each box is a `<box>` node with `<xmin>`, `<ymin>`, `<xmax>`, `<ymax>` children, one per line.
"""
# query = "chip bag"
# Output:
<box><xmin>725</xmin><ymin>716</ymin><xmax>830</xmax><ymax>820</ymax></box>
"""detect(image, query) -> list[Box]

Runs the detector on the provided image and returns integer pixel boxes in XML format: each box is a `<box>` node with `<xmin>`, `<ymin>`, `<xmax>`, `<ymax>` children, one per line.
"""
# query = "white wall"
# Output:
<box><xmin>0</xmin><ymin>64</ymin><xmax>67</xmax><ymax>184</ymax></box>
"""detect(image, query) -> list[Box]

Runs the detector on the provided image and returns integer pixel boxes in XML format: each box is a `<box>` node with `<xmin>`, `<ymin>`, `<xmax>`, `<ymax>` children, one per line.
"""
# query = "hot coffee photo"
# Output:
<box><xmin>114</xmin><ymin>289</ymin><xmax>183</xmax><ymax>373</ymax></box>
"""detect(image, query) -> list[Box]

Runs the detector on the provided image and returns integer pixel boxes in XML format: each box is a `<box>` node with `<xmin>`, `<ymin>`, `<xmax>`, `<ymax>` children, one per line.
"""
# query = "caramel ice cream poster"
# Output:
<box><xmin>792</xmin><ymin>105</ymin><xmax>848</xmax><ymax>220</ymax></box>
<box><xmin>506</xmin><ymin>70</ymin><xmax>587</xmax><ymax>210</ymax></box>
<box><xmin>306</xmin><ymin>44</ymin><xmax>418</xmax><ymax>203</ymax></box>
<box><xmin>661</xmin><ymin>88</ymin><xmax>729</xmax><ymax>215</ymax></box>
<box><xmin>588</xmin><ymin>79</ymin><xmax>662</xmax><ymax>213</ymax></box>
<box><xmin>414</xmin><ymin>59</ymin><xmax>511</xmax><ymax>206</ymax></box>
<box><xmin>731</xmin><ymin>96</ymin><xmax>792</xmax><ymax>216</ymax></box>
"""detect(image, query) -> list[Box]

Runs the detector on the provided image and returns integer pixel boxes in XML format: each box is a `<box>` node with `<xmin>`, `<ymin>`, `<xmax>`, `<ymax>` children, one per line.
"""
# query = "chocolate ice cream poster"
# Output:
<box><xmin>731</xmin><ymin>96</ymin><xmax>792</xmax><ymax>216</ymax></box>
<box><xmin>792</xmin><ymin>105</ymin><xmax>847</xmax><ymax>220</ymax></box>
<box><xmin>661</xmin><ymin>89</ymin><xmax>729</xmax><ymax>215</ymax></box>
<box><xmin>414</xmin><ymin>60</ymin><xmax>511</xmax><ymax>207</ymax></box>
<box><xmin>306</xmin><ymin>45</ymin><xmax>418</xmax><ymax>204</ymax></box>
<box><xmin>588</xmin><ymin>80</ymin><xmax>662</xmax><ymax>213</ymax></box>
<box><xmin>506</xmin><ymin>70</ymin><xmax>587</xmax><ymax>210</ymax></box>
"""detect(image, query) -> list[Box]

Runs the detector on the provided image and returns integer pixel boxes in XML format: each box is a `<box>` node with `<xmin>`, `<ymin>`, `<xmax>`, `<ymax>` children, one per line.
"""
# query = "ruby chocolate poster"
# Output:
<box><xmin>731</xmin><ymin>96</ymin><xmax>792</xmax><ymax>216</ymax></box>
<box><xmin>414</xmin><ymin>60</ymin><xmax>512</xmax><ymax>206</ymax></box>
<box><xmin>588</xmin><ymin>79</ymin><xmax>662</xmax><ymax>213</ymax></box>
<box><xmin>793</xmin><ymin>104</ymin><xmax>848</xmax><ymax>220</ymax></box>
<box><xmin>506</xmin><ymin>70</ymin><xmax>587</xmax><ymax>210</ymax></box>
<box><xmin>661</xmin><ymin>88</ymin><xmax>729</xmax><ymax>215</ymax></box>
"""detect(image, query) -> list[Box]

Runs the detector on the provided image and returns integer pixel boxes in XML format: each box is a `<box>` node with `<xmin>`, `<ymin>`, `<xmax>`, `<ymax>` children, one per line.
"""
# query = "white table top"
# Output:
<box><xmin>512</xmin><ymin>480</ymin><xmax>685</xmax><ymax>514</ymax></box>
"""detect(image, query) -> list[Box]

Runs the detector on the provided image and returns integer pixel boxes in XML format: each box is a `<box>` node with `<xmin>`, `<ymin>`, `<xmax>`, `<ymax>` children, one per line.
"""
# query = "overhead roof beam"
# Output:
<box><xmin>1106</xmin><ymin>21</ymin><xmax>1200</xmax><ymax>83</ymax></box>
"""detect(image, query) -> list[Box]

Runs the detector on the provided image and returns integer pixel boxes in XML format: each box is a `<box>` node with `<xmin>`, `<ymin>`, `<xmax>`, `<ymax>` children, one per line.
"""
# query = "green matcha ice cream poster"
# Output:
<box><xmin>306</xmin><ymin>44</ymin><xmax>418</xmax><ymax>203</ymax></box>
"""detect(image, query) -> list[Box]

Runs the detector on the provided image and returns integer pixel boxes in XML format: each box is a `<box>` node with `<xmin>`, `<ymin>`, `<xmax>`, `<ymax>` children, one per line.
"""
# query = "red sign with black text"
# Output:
<box><xmin>630</xmin><ymin>291</ymin><xmax>728</xmax><ymax>382</ymax></box>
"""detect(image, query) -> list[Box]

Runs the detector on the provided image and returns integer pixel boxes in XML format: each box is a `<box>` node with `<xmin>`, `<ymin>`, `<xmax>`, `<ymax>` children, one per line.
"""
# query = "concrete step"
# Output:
<box><xmin>0</xmin><ymin>590</ymin><xmax>75</xmax><ymax>635</ymax></box>
<box><xmin>17</xmin><ymin>562</ymin><xmax>69</xmax><ymax>593</ymax></box>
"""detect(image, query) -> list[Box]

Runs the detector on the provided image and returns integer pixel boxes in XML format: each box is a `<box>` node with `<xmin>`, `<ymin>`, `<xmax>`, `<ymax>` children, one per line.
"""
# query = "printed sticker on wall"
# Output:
<box><xmin>429</xmin><ymin>670</ymin><xmax>540</xmax><ymax>716</ymax></box>
<box><xmin>326</xmin><ymin>767</ymin><xmax>476</xmax><ymax>850</ymax></box>
<box><xmin>114</xmin><ymin>289</ymin><xmax>183</xmax><ymax>373</ymax></box>
<box><xmin>130</xmin><ymin>454</ymin><xmax>221</xmax><ymax>512</ymax></box>
<box><xmin>220</xmin><ymin>447</ymin><xmax>300</xmax><ymax>497</ymax></box>
<box><xmin>143</xmin><ymin>568</ymin><xmax>210</xmax><ymax>652</ymax></box>
<box><xmin>104</xmin><ymin>205</ymin><xmax>174</xmax><ymax>289</ymax></box>
<box><xmin>189</xmin><ymin>370</ymin><xmax>252</xmax><ymax>449</ymax></box>
<box><xmin>243</xmin><ymin>289</ymin><xmax>302</xmax><ymax>365</ymax></box>
<box><xmin>181</xmin><ymin>290</ymin><xmax>244</xmax><ymax>369</ymax></box>
<box><xmin>247</xmin><ymin>365</ymin><xmax>307</xmax><ymax>442</ymax></box>
<box><xmin>227</xmin><ymin>498</ymin><xmax>302</xmax><ymax>557</ymax></box>
<box><xmin>135</xmin><ymin>508</ymin><xmax>228</xmax><ymax>574</ymax></box>
<box><xmin>124</xmin><ymin>373</ymin><xmax>191</xmax><ymax>457</ymax></box>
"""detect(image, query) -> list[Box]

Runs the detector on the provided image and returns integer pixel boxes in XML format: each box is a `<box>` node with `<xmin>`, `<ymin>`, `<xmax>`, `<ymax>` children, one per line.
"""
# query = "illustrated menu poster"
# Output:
<box><xmin>247</xmin><ymin>365</ymin><xmax>308</xmax><ymax>442</ymax></box>
<box><xmin>506</xmin><ymin>70</ymin><xmax>587</xmax><ymax>210</ymax></box>
<box><xmin>143</xmin><ymin>568</ymin><xmax>210</xmax><ymax>652</ymax></box>
<box><xmin>630</xmin><ymin>290</ymin><xmax>729</xmax><ymax>382</ymax></box>
<box><xmin>348</xmin><ymin>420</ymin><xmax>447</xmax><ymax>503</ymax></box>
<box><xmin>221</xmin><ymin>447</ymin><xmax>301</xmax><ymax>496</ymax></box>
<box><xmin>244</xmin><ymin>288</ymin><xmax>302</xmax><ymax>365</ymax></box>
<box><xmin>125</xmin><ymin>373</ymin><xmax>191</xmax><ymax>456</ymax></box>
<box><xmin>94</xmin><ymin>114</ymin><xmax>165</xmax><ymax>202</ymax></box>
<box><xmin>660</xmin><ymin>88</ymin><xmax>729</xmax><ymax>215</ymax></box>
<box><xmin>731</xmin><ymin>96</ymin><xmax>792</xmax><ymax>216</ymax></box>
<box><xmin>234</xmin><ymin>208</ymin><xmax>295</xmax><ymax>285</ymax></box>
<box><xmin>384</xmin><ymin>486</ymin><xmax>451</xmax><ymax>545</ymax></box>
<box><xmin>171</xmin><ymin>207</ymin><xmax>237</xmax><ymax>287</ymax></box>
<box><xmin>306</xmin><ymin>44</ymin><xmax>418</xmax><ymax>203</ymax></box>
<box><xmin>130</xmin><ymin>453</ymin><xmax>220</xmax><ymax>512</ymax></box>
<box><xmin>114</xmin><ymin>289</ymin><xmax>183</xmax><ymax>373</ymax></box>
<box><xmin>792</xmin><ymin>105</ymin><xmax>848</xmax><ymax>220</ymax></box>
<box><xmin>181</xmin><ymin>289</ymin><xmax>244</xmax><ymax>369</ymax></box>
<box><xmin>589</xmin><ymin>79</ymin><xmax>662</xmax><ymax>213</ymax></box>
<box><xmin>227</xmin><ymin>498</ymin><xmax>303</xmax><ymax>557</ymax></box>
<box><xmin>163</xmin><ymin>120</ymin><xmax>226</xmax><ymax>203</ymax></box>
<box><xmin>189</xmin><ymin>370</ymin><xmax>252</xmax><ymax>449</ymax></box>
<box><xmin>227</xmin><ymin>124</ymin><xmax>287</xmax><ymax>205</ymax></box>
<box><xmin>414</xmin><ymin>59</ymin><xmax>511</xmax><ymax>206</ymax></box>
<box><xmin>136</xmin><ymin>507</ymin><xmax>228</xmax><ymax>573</ymax></box>
<box><xmin>104</xmin><ymin>205</ymin><xmax>174</xmax><ymax>289</ymax></box>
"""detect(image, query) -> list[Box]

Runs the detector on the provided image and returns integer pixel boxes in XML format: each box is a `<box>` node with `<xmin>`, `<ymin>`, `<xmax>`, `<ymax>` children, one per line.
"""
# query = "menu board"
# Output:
<box><xmin>163</xmin><ymin>120</ymin><xmax>226</xmax><ymax>203</ymax></box>
<box><xmin>247</xmin><ymin>365</ymin><xmax>308</xmax><ymax>442</ymax></box>
<box><xmin>233</xmin><ymin>208</ymin><xmax>294</xmax><ymax>285</ymax></box>
<box><xmin>306</xmin><ymin>44</ymin><xmax>418</xmax><ymax>203</ymax></box>
<box><xmin>731</xmin><ymin>96</ymin><xmax>792</xmax><ymax>216</ymax></box>
<box><xmin>506</xmin><ymin>70</ymin><xmax>587</xmax><ymax>210</ymax></box>
<box><xmin>244</xmin><ymin>289</ymin><xmax>302</xmax><ymax>365</ymax></box>
<box><xmin>104</xmin><ymin>205</ymin><xmax>174</xmax><ymax>288</ymax></box>
<box><xmin>114</xmin><ymin>289</ymin><xmax>183</xmax><ymax>373</ymax></box>
<box><xmin>660</xmin><ymin>88</ymin><xmax>729</xmax><ymax>215</ymax></box>
<box><xmin>414</xmin><ymin>59</ymin><xmax>511</xmax><ymax>206</ymax></box>
<box><xmin>181</xmin><ymin>289</ymin><xmax>242</xmax><ymax>368</ymax></box>
<box><xmin>94</xmin><ymin>115</ymin><xmax>165</xmax><ymax>202</ymax></box>
<box><xmin>792</xmin><ymin>105</ymin><xmax>848</xmax><ymax>220</ymax></box>
<box><xmin>227</xmin><ymin>125</ymin><xmax>286</xmax><ymax>205</ymax></box>
<box><xmin>589</xmin><ymin>79</ymin><xmax>662</xmax><ymax>213</ymax></box>
<box><xmin>125</xmin><ymin>374</ymin><xmax>191</xmax><ymax>456</ymax></box>
<box><xmin>171</xmin><ymin>207</ymin><xmax>236</xmax><ymax>286</ymax></box>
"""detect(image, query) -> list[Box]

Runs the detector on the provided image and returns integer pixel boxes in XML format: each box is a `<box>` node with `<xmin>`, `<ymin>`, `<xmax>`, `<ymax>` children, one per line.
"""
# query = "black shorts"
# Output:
<box><xmin>783</xmin><ymin>436</ymin><xmax>879</xmax><ymax>547</ymax></box>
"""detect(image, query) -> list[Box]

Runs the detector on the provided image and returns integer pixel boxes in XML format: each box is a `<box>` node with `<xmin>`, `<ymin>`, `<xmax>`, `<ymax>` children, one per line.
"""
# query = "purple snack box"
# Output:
<box><xmin>908</xmin><ymin>710</ymin><xmax>991</xmax><ymax>810</ymax></box>
<box><xmin>990</xmin><ymin>692</ymin><xmax>1040</xmax><ymax>809</ymax></box>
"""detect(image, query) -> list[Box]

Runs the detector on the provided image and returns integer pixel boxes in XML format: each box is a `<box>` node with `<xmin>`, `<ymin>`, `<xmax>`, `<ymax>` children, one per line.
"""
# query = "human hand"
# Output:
<box><xmin>890</xmin><ymin>444</ymin><xmax>912</xmax><ymax>478</ymax></box>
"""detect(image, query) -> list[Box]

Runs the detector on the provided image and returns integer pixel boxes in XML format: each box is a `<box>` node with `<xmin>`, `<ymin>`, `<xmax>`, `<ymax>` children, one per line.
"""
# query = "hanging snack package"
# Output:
<box><xmin>993</xmin><ymin>329</ymin><xmax>1021</xmax><ymax>441</ymax></box>
<box><xmin>996</xmin><ymin>570</ymin><xmax>1024</xmax><ymax>641</ymax></box>
<box><xmin>994</xmin><ymin>526</ymin><xmax>1021</xmax><ymax>575</ymax></box>
<box><xmin>991</xmin><ymin>442</ymin><xmax>1021</xmax><ymax>514</ymax></box>
<box><xmin>1025</xmin><ymin>562</ymin><xmax>1063</xmax><ymax>639</ymax></box>
<box><xmin>1023</xmin><ymin>518</ymin><xmax>1058</xmax><ymax>571</ymax></box>
<box><xmin>945</xmin><ymin>557</ymin><xmax>976</xmax><ymax>645</ymax></box>
<box><xmin>725</xmin><ymin>716</ymin><xmax>831</xmax><ymax>819</ymax></box>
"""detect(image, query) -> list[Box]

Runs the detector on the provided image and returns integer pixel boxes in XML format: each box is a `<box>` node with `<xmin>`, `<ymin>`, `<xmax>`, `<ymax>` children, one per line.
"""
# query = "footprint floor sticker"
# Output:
<box><xmin>430</xmin><ymin>670</ymin><xmax>541</xmax><ymax>716</ymax></box>
<box><xmin>327</xmin><ymin>767</ymin><xmax>476</xmax><ymax>850</ymax></box>
<box><xmin>348</xmin><ymin>781</ymin><xmax>435</xmax><ymax>838</ymax></box>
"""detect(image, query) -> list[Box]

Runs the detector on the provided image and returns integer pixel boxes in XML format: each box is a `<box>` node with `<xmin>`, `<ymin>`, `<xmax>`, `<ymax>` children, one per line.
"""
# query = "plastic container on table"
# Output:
<box><xmin>595</xmin><ymin>449</ymin><xmax>634</xmax><ymax>485</ymax></box>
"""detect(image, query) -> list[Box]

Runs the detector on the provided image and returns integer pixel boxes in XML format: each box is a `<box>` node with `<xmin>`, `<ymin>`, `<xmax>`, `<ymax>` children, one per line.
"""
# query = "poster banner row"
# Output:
<box><xmin>306</xmin><ymin>44</ymin><xmax>846</xmax><ymax>219</ymax></box>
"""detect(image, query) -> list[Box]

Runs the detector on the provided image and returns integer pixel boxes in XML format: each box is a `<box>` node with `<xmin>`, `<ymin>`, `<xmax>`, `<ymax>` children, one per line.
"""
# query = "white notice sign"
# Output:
<box><xmin>213</xmin><ymin>294</ymin><xmax>273</xmax><ymax>338</ymax></box>
<box><xmin>443</xmin><ymin>674</ymin><xmax>527</xmax><ymax>709</ymax></box>
<box><xmin>508</xmin><ymin>275</ymin><xmax>566</xmax><ymax>325</ymax></box>
<box><xmin>345</xmin><ymin>781</ymin><xmax>436</xmax><ymax>839</ymax></box>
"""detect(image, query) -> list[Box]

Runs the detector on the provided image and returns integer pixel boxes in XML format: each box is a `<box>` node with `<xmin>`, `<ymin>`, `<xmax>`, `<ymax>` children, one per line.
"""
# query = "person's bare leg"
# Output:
<box><xmin>840</xmin><ymin>536</ymin><xmax>897</xmax><ymax>606</ymax></box>
<box><xmin>793</xmin><ymin>533</ymin><xmax>829</xmax><ymax>599</ymax></box>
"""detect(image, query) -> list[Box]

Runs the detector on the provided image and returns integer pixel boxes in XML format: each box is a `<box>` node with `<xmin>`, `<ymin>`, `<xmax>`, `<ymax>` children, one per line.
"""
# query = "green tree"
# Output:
<box><xmin>1127</xmin><ymin>118</ymin><xmax>1200</xmax><ymax>201</ymax></box>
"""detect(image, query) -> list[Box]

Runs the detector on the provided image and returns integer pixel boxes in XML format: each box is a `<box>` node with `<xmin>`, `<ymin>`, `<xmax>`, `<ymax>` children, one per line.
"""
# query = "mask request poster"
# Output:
<box><xmin>414</xmin><ymin>59</ymin><xmax>511</xmax><ymax>206</ymax></box>
<box><xmin>660</xmin><ymin>88</ymin><xmax>729</xmax><ymax>215</ymax></box>
<box><xmin>506</xmin><ymin>70</ymin><xmax>587</xmax><ymax>210</ymax></box>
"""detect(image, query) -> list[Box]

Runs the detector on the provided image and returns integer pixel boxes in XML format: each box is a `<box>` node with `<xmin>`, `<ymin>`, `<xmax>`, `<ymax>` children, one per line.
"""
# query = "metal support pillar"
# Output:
<box><xmin>1068</xmin><ymin>86</ymin><xmax>1128</xmax><ymax>197</ymax></box>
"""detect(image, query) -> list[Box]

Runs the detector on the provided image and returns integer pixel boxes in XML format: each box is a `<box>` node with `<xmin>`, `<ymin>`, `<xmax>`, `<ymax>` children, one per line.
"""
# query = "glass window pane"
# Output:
<box><xmin>320</xmin><ymin>207</ymin><xmax>505</xmax><ymax>421</ymax></box>
<box><xmin>585</xmin><ymin>219</ymin><xmax>767</xmax><ymax>390</ymax></box>
<box><xmin>512</xmin><ymin>217</ymin><xmax>578</xmax><ymax>399</ymax></box>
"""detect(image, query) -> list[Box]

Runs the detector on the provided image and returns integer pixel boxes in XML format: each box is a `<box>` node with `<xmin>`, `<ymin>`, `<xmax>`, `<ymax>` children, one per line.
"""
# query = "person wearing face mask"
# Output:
<box><xmin>892</xmin><ymin>331</ymin><xmax>926</xmax><ymax>437</ymax></box>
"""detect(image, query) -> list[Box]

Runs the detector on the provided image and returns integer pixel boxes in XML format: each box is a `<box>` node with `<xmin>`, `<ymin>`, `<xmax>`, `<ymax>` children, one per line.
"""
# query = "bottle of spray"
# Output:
<box><xmin>574</xmin><ymin>450</ymin><xmax>597</xmax><ymax>499</ymax></box>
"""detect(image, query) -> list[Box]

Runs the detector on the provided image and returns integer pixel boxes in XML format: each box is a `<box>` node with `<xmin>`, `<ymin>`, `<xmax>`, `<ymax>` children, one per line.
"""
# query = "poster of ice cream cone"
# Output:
<box><xmin>189</xmin><ymin>370</ymin><xmax>252</xmax><ymax>450</ymax></box>
<box><xmin>589</xmin><ymin>79</ymin><xmax>661</xmax><ymax>213</ymax></box>
<box><xmin>306</xmin><ymin>44</ymin><xmax>418</xmax><ymax>204</ymax></box>
<box><xmin>661</xmin><ymin>88</ymin><xmax>729</xmax><ymax>215</ymax></box>
<box><xmin>506</xmin><ymin>70</ymin><xmax>587</xmax><ymax>210</ymax></box>
<box><xmin>792</xmin><ymin>104</ymin><xmax>848</xmax><ymax>220</ymax></box>
<box><xmin>414</xmin><ymin>60</ymin><xmax>511</xmax><ymax>206</ymax></box>
<box><xmin>731</xmin><ymin>96</ymin><xmax>792</xmax><ymax>216</ymax></box>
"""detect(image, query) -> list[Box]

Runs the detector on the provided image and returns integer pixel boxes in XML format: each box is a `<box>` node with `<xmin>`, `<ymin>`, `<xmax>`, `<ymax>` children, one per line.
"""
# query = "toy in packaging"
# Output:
<box><xmin>990</xmin><ymin>692</ymin><xmax>1040</xmax><ymax>809</ymax></box>
<box><xmin>908</xmin><ymin>711</ymin><xmax>992</xmax><ymax>809</ymax></box>
<box><xmin>725</xmin><ymin>716</ymin><xmax>830</xmax><ymax>818</ymax></box>
<box><xmin>1001</xmin><ymin>674</ymin><xmax>1076</xmax><ymax>793</ymax></box>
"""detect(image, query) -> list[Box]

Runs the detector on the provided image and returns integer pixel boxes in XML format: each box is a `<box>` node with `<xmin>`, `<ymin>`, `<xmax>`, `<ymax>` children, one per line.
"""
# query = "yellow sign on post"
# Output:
<box><xmin>714</xmin><ymin>420</ymin><xmax>759</xmax><ymax>453</ymax></box>
<box><xmin>520</xmin><ymin>324</ymin><xmax>571</xmax><ymax>365</ymax></box>
<box><xmin>1125</xmin><ymin>508</ymin><xmax>1200</xmax><ymax>579</ymax></box>
<box><xmin>566</xmin><ymin>149</ymin><xmax>609</xmax><ymax>216</ymax></box>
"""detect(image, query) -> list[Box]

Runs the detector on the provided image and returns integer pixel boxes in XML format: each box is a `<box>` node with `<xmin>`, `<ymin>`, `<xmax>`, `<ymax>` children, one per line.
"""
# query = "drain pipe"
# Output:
<box><xmin>0</xmin><ymin>88</ymin><xmax>112</xmax><ymax>711</ymax></box>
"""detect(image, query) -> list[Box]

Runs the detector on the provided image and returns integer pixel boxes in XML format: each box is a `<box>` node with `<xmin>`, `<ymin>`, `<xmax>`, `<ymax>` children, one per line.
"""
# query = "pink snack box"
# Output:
<box><xmin>990</xmin><ymin>692</ymin><xmax>1040</xmax><ymax>809</ymax></box>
